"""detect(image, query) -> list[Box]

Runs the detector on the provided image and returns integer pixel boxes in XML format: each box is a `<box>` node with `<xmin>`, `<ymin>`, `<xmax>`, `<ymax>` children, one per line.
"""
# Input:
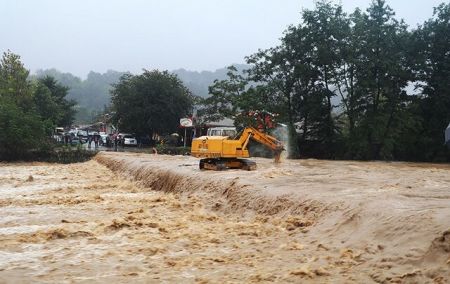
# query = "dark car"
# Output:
<box><xmin>77</xmin><ymin>130</ymin><xmax>88</xmax><ymax>143</ymax></box>
<box><xmin>137</xmin><ymin>136</ymin><xmax>153</xmax><ymax>147</ymax></box>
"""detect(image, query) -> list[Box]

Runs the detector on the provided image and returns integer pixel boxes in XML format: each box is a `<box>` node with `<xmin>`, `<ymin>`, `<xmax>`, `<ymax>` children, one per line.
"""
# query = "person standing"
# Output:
<box><xmin>94</xmin><ymin>135</ymin><xmax>99</xmax><ymax>148</ymax></box>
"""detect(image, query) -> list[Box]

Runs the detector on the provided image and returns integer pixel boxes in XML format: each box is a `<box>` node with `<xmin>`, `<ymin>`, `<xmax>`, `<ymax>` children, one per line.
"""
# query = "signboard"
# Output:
<box><xmin>180</xmin><ymin>118</ymin><xmax>193</xmax><ymax>127</ymax></box>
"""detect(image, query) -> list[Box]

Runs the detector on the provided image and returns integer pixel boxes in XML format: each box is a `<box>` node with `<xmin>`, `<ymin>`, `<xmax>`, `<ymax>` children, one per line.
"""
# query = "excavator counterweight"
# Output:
<box><xmin>191</xmin><ymin>127</ymin><xmax>285</xmax><ymax>171</ymax></box>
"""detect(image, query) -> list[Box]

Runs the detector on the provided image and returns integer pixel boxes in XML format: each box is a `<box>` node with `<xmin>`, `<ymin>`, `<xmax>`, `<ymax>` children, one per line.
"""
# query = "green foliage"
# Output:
<box><xmin>408</xmin><ymin>2</ymin><xmax>450</xmax><ymax>161</ymax></box>
<box><xmin>0</xmin><ymin>97</ymin><xmax>47</xmax><ymax>160</ymax></box>
<box><xmin>0</xmin><ymin>50</ymin><xmax>33</xmax><ymax>109</ymax></box>
<box><xmin>154</xmin><ymin>144</ymin><xmax>190</xmax><ymax>156</ymax></box>
<box><xmin>348</xmin><ymin>0</ymin><xmax>413</xmax><ymax>159</ymax></box>
<box><xmin>173</xmin><ymin>65</ymin><xmax>249</xmax><ymax>98</ymax></box>
<box><xmin>199</xmin><ymin>66</ymin><xmax>247</xmax><ymax>123</ymax></box>
<box><xmin>47</xmin><ymin>145</ymin><xmax>97</xmax><ymax>164</ymax></box>
<box><xmin>34</xmin><ymin>67</ymin><xmax>244</xmax><ymax>124</ymax></box>
<box><xmin>0</xmin><ymin>51</ymin><xmax>76</xmax><ymax>161</ymax></box>
<box><xmin>200</xmin><ymin>0</ymin><xmax>450</xmax><ymax>162</ymax></box>
<box><xmin>33</xmin><ymin>76</ymin><xmax>76</xmax><ymax>128</ymax></box>
<box><xmin>0</xmin><ymin>51</ymin><xmax>46</xmax><ymax>160</ymax></box>
<box><xmin>33</xmin><ymin>69</ymin><xmax>126</xmax><ymax>123</ymax></box>
<box><xmin>111</xmin><ymin>70</ymin><xmax>194</xmax><ymax>138</ymax></box>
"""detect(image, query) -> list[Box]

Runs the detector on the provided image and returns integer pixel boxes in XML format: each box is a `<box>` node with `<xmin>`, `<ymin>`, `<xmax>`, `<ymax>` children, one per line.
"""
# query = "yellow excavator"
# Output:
<box><xmin>191</xmin><ymin>127</ymin><xmax>285</xmax><ymax>170</ymax></box>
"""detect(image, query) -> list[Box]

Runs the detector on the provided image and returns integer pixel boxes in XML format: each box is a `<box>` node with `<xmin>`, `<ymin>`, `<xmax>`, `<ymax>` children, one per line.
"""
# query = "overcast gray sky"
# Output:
<box><xmin>0</xmin><ymin>0</ymin><xmax>444</xmax><ymax>78</ymax></box>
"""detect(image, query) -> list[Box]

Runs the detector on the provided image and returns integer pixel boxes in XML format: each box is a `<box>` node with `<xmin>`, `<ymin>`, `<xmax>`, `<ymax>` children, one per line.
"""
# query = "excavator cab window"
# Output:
<box><xmin>206</xmin><ymin>127</ymin><xmax>237</xmax><ymax>138</ymax></box>
<box><xmin>222</xmin><ymin>129</ymin><xmax>237</xmax><ymax>138</ymax></box>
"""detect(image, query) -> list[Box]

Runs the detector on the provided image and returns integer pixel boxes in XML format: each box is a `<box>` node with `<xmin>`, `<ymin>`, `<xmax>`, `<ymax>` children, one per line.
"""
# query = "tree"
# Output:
<box><xmin>410</xmin><ymin>3</ymin><xmax>450</xmax><ymax>161</ymax></box>
<box><xmin>110</xmin><ymin>70</ymin><xmax>194</xmax><ymax>139</ymax></box>
<box><xmin>199</xmin><ymin>66</ymin><xmax>247</xmax><ymax>123</ymax></box>
<box><xmin>0</xmin><ymin>51</ymin><xmax>46</xmax><ymax>160</ymax></box>
<box><xmin>265</xmin><ymin>0</ymin><xmax>351</xmax><ymax>158</ymax></box>
<box><xmin>343</xmin><ymin>0</ymin><xmax>413</xmax><ymax>159</ymax></box>
<box><xmin>197</xmin><ymin>65</ymin><xmax>280</xmax><ymax>130</ymax></box>
<box><xmin>299</xmin><ymin>0</ymin><xmax>350</xmax><ymax>155</ymax></box>
<box><xmin>203</xmin><ymin>1</ymin><xmax>345</xmax><ymax>158</ymax></box>
<box><xmin>33</xmin><ymin>69</ymin><xmax>127</xmax><ymax>123</ymax></box>
<box><xmin>0</xmin><ymin>50</ymin><xmax>33</xmax><ymax>109</ymax></box>
<box><xmin>246</xmin><ymin>46</ymin><xmax>308</xmax><ymax>158</ymax></box>
<box><xmin>0</xmin><ymin>98</ymin><xmax>46</xmax><ymax>159</ymax></box>
<box><xmin>33</xmin><ymin>76</ymin><xmax>76</xmax><ymax>129</ymax></box>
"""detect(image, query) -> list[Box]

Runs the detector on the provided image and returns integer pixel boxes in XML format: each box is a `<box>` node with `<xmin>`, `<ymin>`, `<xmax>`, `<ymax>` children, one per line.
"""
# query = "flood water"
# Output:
<box><xmin>0</xmin><ymin>155</ymin><xmax>449</xmax><ymax>283</ymax></box>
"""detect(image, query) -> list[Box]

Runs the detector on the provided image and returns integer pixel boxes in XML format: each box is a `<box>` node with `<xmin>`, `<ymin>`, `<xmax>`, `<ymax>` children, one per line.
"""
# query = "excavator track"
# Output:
<box><xmin>199</xmin><ymin>158</ymin><xmax>257</xmax><ymax>171</ymax></box>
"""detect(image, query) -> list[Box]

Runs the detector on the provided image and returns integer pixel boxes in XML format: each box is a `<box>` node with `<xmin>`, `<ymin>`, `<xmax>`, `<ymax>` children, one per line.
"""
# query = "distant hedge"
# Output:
<box><xmin>7</xmin><ymin>146</ymin><xmax>98</xmax><ymax>164</ymax></box>
<box><xmin>154</xmin><ymin>145</ymin><xmax>191</xmax><ymax>156</ymax></box>
<box><xmin>45</xmin><ymin>146</ymin><xmax>97</xmax><ymax>163</ymax></box>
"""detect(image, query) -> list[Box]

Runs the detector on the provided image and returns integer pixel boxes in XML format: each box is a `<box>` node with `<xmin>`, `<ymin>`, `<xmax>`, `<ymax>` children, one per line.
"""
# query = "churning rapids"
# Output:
<box><xmin>0</xmin><ymin>152</ymin><xmax>449</xmax><ymax>283</ymax></box>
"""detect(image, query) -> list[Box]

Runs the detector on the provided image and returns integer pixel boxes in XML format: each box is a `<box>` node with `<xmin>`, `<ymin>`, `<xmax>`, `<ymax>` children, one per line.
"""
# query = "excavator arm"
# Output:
<box><xmin>238</xmin><ymin>127</ymin><xmax>285</xmax><ymax>163</ymax></box>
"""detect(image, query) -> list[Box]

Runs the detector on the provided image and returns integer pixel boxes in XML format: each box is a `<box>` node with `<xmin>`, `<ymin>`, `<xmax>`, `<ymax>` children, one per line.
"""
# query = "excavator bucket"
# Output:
<box><xmin>274</xmin><ymin>153</ymin><xmax>281</xmax><ymax>163</ymax></box>
<box><xmin>274</xmin><ymin>148</ymin><xmax>283</xmax><ymax>163</ymax></box>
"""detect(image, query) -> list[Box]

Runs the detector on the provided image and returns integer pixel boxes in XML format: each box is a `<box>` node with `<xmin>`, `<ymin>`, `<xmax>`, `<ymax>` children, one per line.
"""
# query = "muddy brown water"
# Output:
<box><xmin>0</xmin><ymin>152</ymin><xmax>449</xmax><ymax>283</ymax></box>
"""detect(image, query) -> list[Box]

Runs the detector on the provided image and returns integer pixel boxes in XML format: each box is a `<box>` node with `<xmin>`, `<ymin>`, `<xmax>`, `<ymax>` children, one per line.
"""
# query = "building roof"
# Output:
<box><xmin>204</xmin><ymin>118</ymin><xmax>234</xmax><ymax>127</ymax></box>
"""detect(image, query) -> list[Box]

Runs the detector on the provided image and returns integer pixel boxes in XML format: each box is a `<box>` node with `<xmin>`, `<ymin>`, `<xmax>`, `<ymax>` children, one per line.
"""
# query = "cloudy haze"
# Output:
<box><xmin>0</xmin><ymin>0</ymin><xmax>444</xmax><ymax>77</ymax></box>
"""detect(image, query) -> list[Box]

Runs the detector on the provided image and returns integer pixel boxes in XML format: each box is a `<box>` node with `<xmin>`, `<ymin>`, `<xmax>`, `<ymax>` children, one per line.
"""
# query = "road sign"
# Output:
<box><xmin>180</xmin><ymin>118</ymin><xmax>193</xmax><ymax>127</ymax></box>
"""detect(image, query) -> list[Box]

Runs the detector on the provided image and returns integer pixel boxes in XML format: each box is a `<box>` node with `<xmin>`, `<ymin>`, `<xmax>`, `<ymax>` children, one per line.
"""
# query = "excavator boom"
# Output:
<box><xmin>238</xmin><ymin>127</ymin><xmax>284</xmax><ymax>163</ymax></box>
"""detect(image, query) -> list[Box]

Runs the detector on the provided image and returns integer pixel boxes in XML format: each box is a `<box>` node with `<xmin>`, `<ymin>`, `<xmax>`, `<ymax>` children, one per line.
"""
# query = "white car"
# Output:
<box><xmin>122</xmin><ymin>134</ymin><xmax>137</xmax><ymax>146</ymax></box>
<box><xmin>100</xmin><ymin>134</ymin><xmax>108</xmax><ymax>145</ymax></box>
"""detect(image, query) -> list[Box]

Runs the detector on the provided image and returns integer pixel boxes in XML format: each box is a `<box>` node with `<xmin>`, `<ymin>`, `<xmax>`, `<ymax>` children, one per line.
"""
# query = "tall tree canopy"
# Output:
<box><xmin>0</xmin><ymin>51</ymin><xmax>76</xmax><ymax>160</ymax></box>
<box><xmin>409</xmin><ymin>3</ymin><xmax>450</xmax><ymax>161</ymax></box>
<box><xmin>199</xmin><ymin>0</ymin><xmax>450</xmax><ymax>162</ymax></box>
<box><xmin>111</xmin><ymin>70</ymin><xmax>194</xmax><ymax>138</ymax></box>
<box><xmin>33</xmin><ymin>76</ymin><xmax>76</xmax><ymax>129</ymax></box>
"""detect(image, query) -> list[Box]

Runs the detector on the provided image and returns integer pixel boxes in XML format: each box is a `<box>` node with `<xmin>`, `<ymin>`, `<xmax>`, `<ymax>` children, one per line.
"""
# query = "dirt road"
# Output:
<box><xmin>0</xmin><ymin>152</ymin><xmax>449</xmax><ymax>283</ymax></box>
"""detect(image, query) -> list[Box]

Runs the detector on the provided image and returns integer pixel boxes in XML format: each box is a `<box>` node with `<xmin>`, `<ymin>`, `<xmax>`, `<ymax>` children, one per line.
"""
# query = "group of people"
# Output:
<box><xmin>111</xmin><ymin>133</ymin><xmax>125</xmax><ymax>150</ymax></box>
<box><xmin>84</xmin><ymin>132</ymin><xmax>125</xmax><ymax>150</ymax></box>
<box><xmin>87</xmin><ymin>134</ymin><xmax>101</xmax><ymax>149</ymax></box>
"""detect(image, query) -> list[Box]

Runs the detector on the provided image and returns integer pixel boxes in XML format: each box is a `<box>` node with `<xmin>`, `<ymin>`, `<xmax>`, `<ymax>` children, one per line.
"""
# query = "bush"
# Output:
<box><xmin>9</xmin><ymin>145</ymin><xmax>97</xmax><ymax>164</ymax></box>
<box><xmin>155</xmin><ymin>144</ymin><xmax>191</xmax><ymax>155</ymax></box>
<box><xmin>45</xmin><ymin>146</ymin><xmax>97</xmax><ymax>164</ymax></box>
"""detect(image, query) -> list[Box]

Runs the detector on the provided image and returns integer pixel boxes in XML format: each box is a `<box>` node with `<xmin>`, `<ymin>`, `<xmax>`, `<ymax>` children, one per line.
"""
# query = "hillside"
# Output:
<box><xmin>172</xmin><ymin>64</ymin><xmax>249</xmax><ymax>98</ymax></box>
<box><xmin>32</xmin><ymin>64</ymin><xmax>249</xmax><ymax>123</ymax></box>
<box><xmin>32</xmin><ymin>69</ymin><xmax>127</xmax><ymax>122</ymax></box>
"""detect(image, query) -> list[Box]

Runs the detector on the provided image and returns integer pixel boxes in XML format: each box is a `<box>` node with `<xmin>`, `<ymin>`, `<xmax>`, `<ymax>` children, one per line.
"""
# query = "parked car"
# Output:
<box><xmin>138</xmin><ymin>135</ymin><xmax>153</xmax><ymax>147</ymax></box>
<box><xmin>52</xmin><ymin>127</ymin><xmax>65</xmax><ymax>143</ymax></box>
<box><xmin>122</xmin><ymin>134</ymin><xmax>137</xmax><ymax>146</ymax></box>
<box><xmin>70</xmin><ymin>136</ymin><xmax>81</xmax><ymax>145</ymax></box>
<box><xmin>77</xmin><ymin>130</ymin><xmax>88</xmax><ymax>143</ymax></box>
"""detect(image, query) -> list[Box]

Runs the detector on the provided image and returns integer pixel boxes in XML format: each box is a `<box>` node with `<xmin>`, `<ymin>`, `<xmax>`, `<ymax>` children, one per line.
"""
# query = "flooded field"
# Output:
<box><xmin>0</xmin><ymin>153</ymin><xmax>449</xmax><ymax>283</ymax></box>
